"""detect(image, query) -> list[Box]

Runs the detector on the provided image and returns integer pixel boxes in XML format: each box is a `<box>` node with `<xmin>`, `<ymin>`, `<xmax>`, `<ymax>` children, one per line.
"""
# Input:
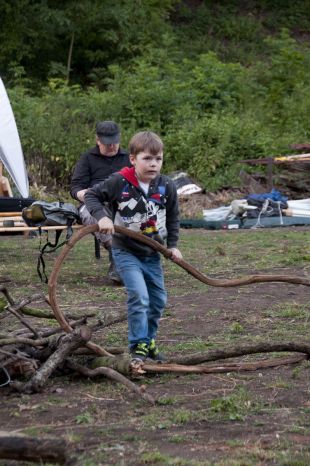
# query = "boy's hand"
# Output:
<box><xmin>168</xmin><ymin>248</ymin><xmax>183</xmax><ymax>261</ymax></box>
<box><xmin>98</xmin><ymin>217</ymin><xmax>114</xmax><ymax>234</ymax></box>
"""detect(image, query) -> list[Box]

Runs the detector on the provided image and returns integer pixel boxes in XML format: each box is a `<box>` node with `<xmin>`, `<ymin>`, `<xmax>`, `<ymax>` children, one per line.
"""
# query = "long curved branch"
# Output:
<box><xmin>116</xmin><ymin>225</ymin><xmax>310</xmax><ymax>286</ymax></box>
<box><xmin>48</xmin><ymin>225</ymin><xmax>310</xmax><ymax>356</ymax></box>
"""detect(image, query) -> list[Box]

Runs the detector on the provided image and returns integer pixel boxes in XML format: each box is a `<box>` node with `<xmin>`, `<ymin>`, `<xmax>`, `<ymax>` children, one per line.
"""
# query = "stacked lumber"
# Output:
<box><xmin>0</xmin><ymin>212</ymin><xmax>25</xmax><ymax>228</ymax></box>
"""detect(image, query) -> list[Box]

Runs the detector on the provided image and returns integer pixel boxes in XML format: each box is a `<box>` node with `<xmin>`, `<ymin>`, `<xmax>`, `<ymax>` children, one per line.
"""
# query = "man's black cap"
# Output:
<box><xmin>96</xmin><ymin>121</ymin><xmax>120</xmax><ymax>144</ymax></box>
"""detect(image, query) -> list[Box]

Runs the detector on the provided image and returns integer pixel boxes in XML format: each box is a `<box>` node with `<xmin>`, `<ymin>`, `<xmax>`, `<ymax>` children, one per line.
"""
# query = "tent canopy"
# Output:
<box><xmin>0</xmin><ymin>77</ymin><xmax>29</xmax><ymax>198</ymax></box>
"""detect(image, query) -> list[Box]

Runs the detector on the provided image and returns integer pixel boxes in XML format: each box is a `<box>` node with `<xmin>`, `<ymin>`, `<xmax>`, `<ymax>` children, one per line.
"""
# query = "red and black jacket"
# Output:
<box><xmin>85</xmin><ymin>167</ymin><xmax>180</xmax><ymax>255</ymax></box>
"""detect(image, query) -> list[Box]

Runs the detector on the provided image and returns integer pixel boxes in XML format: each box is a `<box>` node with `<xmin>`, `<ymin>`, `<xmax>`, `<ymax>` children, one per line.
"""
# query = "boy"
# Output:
<box><xmin>85</xmin><ymin>131</ymin><xmax>182</xmax><ymax>361</ymax></box>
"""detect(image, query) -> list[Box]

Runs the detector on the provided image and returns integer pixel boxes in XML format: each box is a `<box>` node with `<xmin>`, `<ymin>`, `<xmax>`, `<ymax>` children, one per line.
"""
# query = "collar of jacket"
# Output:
<box><xmin>119</xmin><ymin>166</ymin><xmax>139</xmax><ymax>187</ymax></box>
<box><xmin>89</xmin><ymin>146</ymin><xmax>128</xmax><ymax>157</ymax></box>
<box><xmin>119</xmin><ymin>167</ymin><xmax>164</xmax><ymax>204</ymax></box>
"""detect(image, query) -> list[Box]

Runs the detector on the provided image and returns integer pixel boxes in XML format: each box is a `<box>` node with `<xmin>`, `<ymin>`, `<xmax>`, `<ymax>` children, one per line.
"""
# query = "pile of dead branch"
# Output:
<box><xmin>1</xmin><ymin>276</ymin><xmax>309</xmax><ymax>407</ymax></box>
<box><xmin>1</xmin><ymin>226</ymin><xmax>309</xmax><ymax>407</ymax></box>
<box><xmin>1</xmin><ymin>225</ymin><xmax>310</xmax><ymax>406</ymax></box>
<box><xmin>0</xmin><ymin>280</ymin><xmax>155</xmax><ymax>402</ymax></box>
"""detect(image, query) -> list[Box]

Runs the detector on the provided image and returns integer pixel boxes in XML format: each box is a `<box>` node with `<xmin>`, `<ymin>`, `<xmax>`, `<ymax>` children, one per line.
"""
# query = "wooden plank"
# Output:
<box><xmin>0</xmin><ymin>225</ymin><xmax>82</xmax><ymax>233</ymax></box>
<box><xmin>0</xmin><ymin>211</ymin><xmax>22</xmax><ymax>217</ymax></box>
<box><xmin>0</xmin><ymin>212</ymin><xmax>22</xmax><ymax>217</ymax></box>
<box><xmin>0</xmin><ymin>216</ymin><xmax>23</xmax><ymax>221</ymax></box>
<box><xmin>0</xmin><ymin>221</ymin><xmax>25</xmax><ymax>227</ymax></box>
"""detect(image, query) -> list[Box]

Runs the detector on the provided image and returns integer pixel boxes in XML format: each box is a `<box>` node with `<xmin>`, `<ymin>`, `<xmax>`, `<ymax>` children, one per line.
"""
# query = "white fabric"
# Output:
<box><xmin>0</xmin><ymin>77</ymin><xmax>29</xmax><ymax>197</ymax></box>
<box><xmin>177</xmin><ymin>184</ymin><xmax>202</xmax><ymax>195</ymax></box>
<box><xmin>287</xmin><ymin>198</ymin><xmax>310</xmax><ymax>209</ymax></box>
<box><xmin>138</xmin><ymin>180</ymin><xmax>149</xmax><ymax>194</ymax></box>
<box><xmin>286</xmin><ymin>198</ymin><xmax>310</xmax><ymax>217</ymax></box>
<box><xmin>230</xmin><ymin>199</ymin><xmax>258</xmax><ymax>215</ymax></box>
<box><xmin>203</xmin><ymin>206</ymin><xmax>234</xmax><ymax>221</ymax></box>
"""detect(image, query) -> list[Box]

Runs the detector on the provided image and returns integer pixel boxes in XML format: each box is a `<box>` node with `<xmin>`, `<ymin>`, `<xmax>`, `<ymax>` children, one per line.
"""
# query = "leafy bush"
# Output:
<box><xmin>7</xmin><ymin>30</ymin><xmax>310</xmax><ymax>193</ymax></box>
<box><xmin>9</xmin><ymin>81</ymin><xmax>108</xmax><ymax>187</ymax></box>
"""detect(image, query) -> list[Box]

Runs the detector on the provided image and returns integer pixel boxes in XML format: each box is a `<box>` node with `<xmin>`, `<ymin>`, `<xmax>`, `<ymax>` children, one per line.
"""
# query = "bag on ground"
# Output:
<box><xmin>22</xmin><ymin>201</ymin><xmax>81</xmax><ymax>283</ymax></box>
<box><xmin>22</xmin><ymin>201</ymin><xmax>80</xmax><ymax>227</ymax></box>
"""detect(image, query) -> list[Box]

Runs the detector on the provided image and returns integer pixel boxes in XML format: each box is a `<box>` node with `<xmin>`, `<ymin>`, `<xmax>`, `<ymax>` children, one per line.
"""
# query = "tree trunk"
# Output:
<box><xmin>0</xmin><ymin>435</ymin><xmax>66</xmax><ymax>463</ymax></box>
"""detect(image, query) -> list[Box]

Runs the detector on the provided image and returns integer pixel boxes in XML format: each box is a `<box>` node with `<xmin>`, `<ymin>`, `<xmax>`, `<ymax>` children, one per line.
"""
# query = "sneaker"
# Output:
<box><xmin>148</xmin><ymin>339</ymin><xmax>166</xmax><ymax>362</ymax></box>
<box><xmin>130</xmin><ymin>343</ymin><xmax>149</xmax><ymax>361</ymax></box>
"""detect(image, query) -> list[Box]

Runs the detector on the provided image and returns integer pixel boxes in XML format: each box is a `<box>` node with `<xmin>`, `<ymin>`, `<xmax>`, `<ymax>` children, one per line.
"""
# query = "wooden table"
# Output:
<box><xmin>0</xmin><ymin>211</ymin><xmax>83</xmax><ymax>233</ymax></box>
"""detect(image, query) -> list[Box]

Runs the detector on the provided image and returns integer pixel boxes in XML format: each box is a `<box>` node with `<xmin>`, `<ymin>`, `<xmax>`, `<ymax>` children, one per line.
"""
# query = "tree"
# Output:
<box><xmin>0</xmin><ymin>0</ymin><xmax>176</xmax><ymax>87</ymax></box>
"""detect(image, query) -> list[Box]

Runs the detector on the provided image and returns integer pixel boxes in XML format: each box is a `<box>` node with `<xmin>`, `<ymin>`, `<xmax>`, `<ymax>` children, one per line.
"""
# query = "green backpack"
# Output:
<box><xmin>22</xmin><ymin>200</ymin><xmax>80</xmax><ymax>227</ymax></box>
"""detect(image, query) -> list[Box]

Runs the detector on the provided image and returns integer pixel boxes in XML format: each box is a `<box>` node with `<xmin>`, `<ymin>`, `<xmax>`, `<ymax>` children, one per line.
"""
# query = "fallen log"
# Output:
<box><xmin>0</xmin><ymin>434</ymin><xmax>67</xmax><ymax>464</ymax></box>
<box><xmin>0</xmin><ymin>285</ymin><xmax>14</xmax><ymax>305</ymax></box>
<box><xmin>0</xmin><ymin>290</ymin><xmax>83</xmax><ymax>321</ymax></box>
<box><xmin>5</xmin><ymin>304</ymin><xmax>39</xmax><ymax>338</ymax></box>
<box><xmin>11</xmin><ymin>326</ymin><xmax>92</xmax><ymax>393</ymax></box>
<box><xmin>170</xmin><ymin>341</ymin><xmax>310</xmax><ymax>365</ymax></box>
<box><xmin>0</xmin><ymin>337</ymin><xmax>48</xmax><ymax>347</ymax></box>
<box><xmin>142</xmin><ymin>354</ymin><xmax>307</xmax><ymax>375</ymax></box>
<box><xmin>91</xmin><ymin>351</ymin><xmax>307</xmax><ymax>378</ymax></box>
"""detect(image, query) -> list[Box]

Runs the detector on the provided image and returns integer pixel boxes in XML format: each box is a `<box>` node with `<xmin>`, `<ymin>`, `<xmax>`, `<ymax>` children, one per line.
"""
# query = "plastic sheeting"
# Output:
<box><xmin>203</xmin><ymin>206</ymin><xmax>234</xmax><ymax>221</ymax></box>
<box><xmin>0</xmin><ymin>77</ymin><xmax>29</xmax><ymax>198</ymax></box>
<box><xmin>286</xmin><ymin>198</ymin><xmax>310</xmax><ymax>217</ymax></box>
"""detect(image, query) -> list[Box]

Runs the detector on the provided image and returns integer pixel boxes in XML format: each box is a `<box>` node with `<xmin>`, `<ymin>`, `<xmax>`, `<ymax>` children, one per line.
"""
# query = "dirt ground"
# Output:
<box><xmin>0</xmin><ymin>227</ymin><xmax>309</xmax><ymax>466</ymax></box>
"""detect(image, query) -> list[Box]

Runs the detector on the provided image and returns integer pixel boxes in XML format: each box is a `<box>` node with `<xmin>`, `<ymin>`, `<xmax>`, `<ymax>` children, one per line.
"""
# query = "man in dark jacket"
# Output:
<box><xmin>70</xmin><ymin>121</ymin><xmax>131</xmax><ymax>283</ymax></box>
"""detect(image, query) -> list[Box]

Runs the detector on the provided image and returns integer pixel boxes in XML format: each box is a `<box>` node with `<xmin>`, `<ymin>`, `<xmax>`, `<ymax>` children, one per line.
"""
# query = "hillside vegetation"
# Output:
<box><xmin>1</xmin><ymin>0</ymin><xmax>310</xmax><ymax>193</ymax></box>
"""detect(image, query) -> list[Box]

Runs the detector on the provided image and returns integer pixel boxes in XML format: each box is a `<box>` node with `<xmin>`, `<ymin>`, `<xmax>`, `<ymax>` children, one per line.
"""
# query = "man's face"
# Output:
<box><xmin>130</xmin><ymin>151</ymin><xmax>163</xmax><ymax>183</ymax></box>
<box><xmin>96</xmin><ymin>137</ymin><xmax>120</xmax><ymax>157</ymax></box>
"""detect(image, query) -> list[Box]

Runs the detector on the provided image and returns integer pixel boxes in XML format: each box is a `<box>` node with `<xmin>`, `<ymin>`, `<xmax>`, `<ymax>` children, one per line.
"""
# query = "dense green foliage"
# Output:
<box><xmin>2</xmin><ymin>1</ymin><xmax>310</xmax><ymax>192</ymax></box>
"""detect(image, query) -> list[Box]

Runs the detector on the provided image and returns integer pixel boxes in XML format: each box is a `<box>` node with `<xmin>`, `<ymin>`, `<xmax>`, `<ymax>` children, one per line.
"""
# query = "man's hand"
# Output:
<box><xmin>168</xmin><ymin>248</ymin><xmax>183</xmax><ymax>261</ymax></box>
<box><xmin>98</xmin><ymin>217</ymin><xmax>114</xmax><ymax>234</ymax></box>
<box><xmin>77</xmin><ymin>189</ymin><xmax>88</xmax><ymax>203</ymax></box>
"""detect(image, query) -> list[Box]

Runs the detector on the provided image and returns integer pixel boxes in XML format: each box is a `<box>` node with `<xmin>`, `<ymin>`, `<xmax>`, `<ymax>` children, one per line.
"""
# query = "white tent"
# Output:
<box><xmin>0</xmin><ymin>77</ymin><xmax>29</xmax><ymax>198</ymax></box>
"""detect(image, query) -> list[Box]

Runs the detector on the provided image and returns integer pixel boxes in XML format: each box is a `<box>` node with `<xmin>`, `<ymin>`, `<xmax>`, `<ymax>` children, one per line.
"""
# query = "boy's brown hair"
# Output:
<box><xmin>129</xmin><ymin>131</ymin><xmax>163</xmax><ymax>157</ymax></box>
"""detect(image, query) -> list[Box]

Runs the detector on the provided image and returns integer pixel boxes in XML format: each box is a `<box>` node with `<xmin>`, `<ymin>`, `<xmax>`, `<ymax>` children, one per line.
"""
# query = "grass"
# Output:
<box><xmin>141</xmin><ymin>450</ymin><xmax>208</xmax><ymax>465</ymax></box>
<box><xmin>209</xmin><ymin>386</ymin><xmax>263</xmax><ymax>421</ymax></box>
<box><xmin>75</xmin><ymin>412</ymin><xmax>94</xmax><ymax>424</ymax></box>
<box><xmin>173</xmin><ymin>337</ymin><xmax>212</xmax><ymax>352</ymax></box>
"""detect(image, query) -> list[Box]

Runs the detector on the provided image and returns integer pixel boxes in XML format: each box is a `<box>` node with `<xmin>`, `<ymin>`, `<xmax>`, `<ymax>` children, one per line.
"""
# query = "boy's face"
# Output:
<box><xmin>130</xmin><ymin>151</ymin><xmax>163</xmax><ymax>183</ymax></box>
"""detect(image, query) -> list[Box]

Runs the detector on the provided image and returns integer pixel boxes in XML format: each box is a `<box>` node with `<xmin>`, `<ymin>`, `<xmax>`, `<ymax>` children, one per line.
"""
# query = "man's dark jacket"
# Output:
<box><xmin>70</xmin><ymin>145</ymin><xmax>131</xmax><ymax>201</ymax></box>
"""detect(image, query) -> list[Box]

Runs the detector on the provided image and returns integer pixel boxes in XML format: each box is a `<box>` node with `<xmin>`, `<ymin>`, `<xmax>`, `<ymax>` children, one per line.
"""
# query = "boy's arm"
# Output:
<box><xmin>84</xmin><ymin>175</ymin><xmax>118</xmax><ymax>222</ymax></box>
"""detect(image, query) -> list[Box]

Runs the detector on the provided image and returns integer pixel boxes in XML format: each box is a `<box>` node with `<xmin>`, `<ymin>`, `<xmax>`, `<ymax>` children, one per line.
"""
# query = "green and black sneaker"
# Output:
<box><xmin>130</xmin><ymin>342</ymin><xmax>149</xmax><ymax>361</ymax></box>
<box><xmin>148</xmin><ymin>339</ymin><xmax>166</xmax><ymax>362</ymax></box>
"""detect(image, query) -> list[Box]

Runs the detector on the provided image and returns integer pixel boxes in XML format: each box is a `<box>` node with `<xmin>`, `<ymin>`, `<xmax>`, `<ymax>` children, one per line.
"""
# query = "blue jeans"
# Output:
<box><xmin>112</xmin><ymin>249</ymin><xmax>167</xmax><ymax>348</ymax></box>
